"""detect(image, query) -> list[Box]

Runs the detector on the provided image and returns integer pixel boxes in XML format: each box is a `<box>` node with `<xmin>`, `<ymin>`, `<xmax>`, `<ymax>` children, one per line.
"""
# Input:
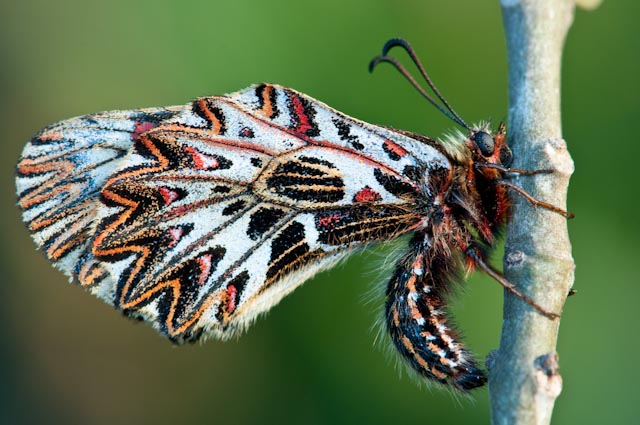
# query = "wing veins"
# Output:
<box><xmin>215</xmin><ymin>97</ymin><xmax>418</xmax><ymax>184</ymax></box>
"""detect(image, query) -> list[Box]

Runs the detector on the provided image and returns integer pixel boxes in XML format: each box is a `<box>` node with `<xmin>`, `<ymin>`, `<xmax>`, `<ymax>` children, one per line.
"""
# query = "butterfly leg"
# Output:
<box><xmin>475</xmin><ymin>162</ymin><xmax>553</xmax><ymax>176</ymax></box>
<box><xmin>494</xmin><ymin>178</ymin><xmax>574</xmax><ymax>218</ymax></box>
<box><xmin>465</xmin><ymin>246</ymin><xmax>560</xmax><ymax>319</ymax></box>
<box><xmin>385</xmin><ymin>236</ymin><xmax>487</xmax><ymax>391</ymax></box>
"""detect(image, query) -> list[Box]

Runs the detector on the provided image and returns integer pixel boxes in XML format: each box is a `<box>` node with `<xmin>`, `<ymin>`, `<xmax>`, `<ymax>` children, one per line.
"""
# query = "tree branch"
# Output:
<box><xmin>489</xmin><ymin>1</ymin><xmax>579</xmax><ymax>424</ymax></box>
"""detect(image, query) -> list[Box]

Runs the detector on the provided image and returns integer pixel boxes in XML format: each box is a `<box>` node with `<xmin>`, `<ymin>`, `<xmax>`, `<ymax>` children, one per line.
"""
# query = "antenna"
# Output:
<box><xmin>369</xmin><ymin>38</ymin><xmax>470</xmax><ymax>130</ymax></box>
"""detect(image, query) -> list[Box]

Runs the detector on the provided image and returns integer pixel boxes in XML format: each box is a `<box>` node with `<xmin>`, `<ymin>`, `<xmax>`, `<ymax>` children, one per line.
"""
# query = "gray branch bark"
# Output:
<box><xmin>488</xmin><ymin>1</ymin><xmax>581</xmax><ymax>424</ymax></box>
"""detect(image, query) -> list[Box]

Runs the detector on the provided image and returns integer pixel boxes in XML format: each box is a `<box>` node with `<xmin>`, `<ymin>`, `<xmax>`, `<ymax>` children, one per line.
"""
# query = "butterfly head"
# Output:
<box><xmin>468</xmin><ymin>122</ymin><xmax>511</xmax><ymax>167</ymax></box>
<box><xmin>368</xmin><ymin>39</ymin><xmax>513</xmax><ymax>170</ymax></box>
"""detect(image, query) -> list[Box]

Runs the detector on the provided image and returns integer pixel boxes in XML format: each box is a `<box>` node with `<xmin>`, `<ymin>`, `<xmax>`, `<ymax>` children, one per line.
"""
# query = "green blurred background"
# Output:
<box><xmin>1</xmin><ymin>0</ymin><xmax>637</xmax><ymax>424</ymax></box>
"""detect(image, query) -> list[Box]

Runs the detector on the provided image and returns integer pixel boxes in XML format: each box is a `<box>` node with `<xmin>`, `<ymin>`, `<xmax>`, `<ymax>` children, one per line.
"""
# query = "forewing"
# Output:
<box><xmin>230</xmin><ymin>83</ymin><xmax>451</xmax><ymax>178</ymax></box>
<box><xmin>16</xmin><ymin>107</ymin><xmax>181</xmax><ymax>276</ymax></box>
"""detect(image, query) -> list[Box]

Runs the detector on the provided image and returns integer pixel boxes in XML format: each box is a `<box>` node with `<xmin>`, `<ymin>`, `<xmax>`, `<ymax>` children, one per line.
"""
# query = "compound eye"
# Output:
<box><xmin>500</xmin><ymin>146</ymin><xmax>513</xmax><ymax>167</ymax></box>
<box><xmin>472</xmin><ymin>131</ymin><xmax>495</xmax><ymax>156</ymax></box>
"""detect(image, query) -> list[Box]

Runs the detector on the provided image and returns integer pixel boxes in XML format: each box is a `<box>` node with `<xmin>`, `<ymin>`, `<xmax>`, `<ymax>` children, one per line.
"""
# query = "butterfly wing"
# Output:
<box><xmin>16</xmin><ymin>107</ymin><xmax>182</xmax><ymax>277</ymax></box>
<box><xmin>17</xmin><ymin>84</ymin><xmax>451</xmax><ymax>342</ymax></box>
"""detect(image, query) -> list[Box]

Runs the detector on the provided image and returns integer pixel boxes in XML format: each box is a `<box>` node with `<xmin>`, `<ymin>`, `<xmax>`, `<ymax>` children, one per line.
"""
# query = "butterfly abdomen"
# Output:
<box><xmin>385</xmin><ymin>238</ymin><xmax>487</xmax><ymax>391</ymax></box>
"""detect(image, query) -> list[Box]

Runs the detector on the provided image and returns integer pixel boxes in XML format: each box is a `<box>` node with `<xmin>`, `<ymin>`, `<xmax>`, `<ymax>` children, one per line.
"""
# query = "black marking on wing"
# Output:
<box><xmin>217</xmin><ymin>270</ymin><xmax>250</xmax><ymax>321</ymax></box>
<box><xmin>332</xmin><ymin>118</ymin><xmax>364</xmax><ymax>150</ymax></box>
<box><xmin>228</xmin><ymin>271</ymin><xmax>249</xmax><ymax>298</ymax></box>
<box><xmin>133</xmin><ymin>110</ymin><xmax>178</xmax><ymax>124</ymax></box>
<box><xmin>266</xmin><ymin>157</ymin><xmax>345</xmax><ymax>203</ymax></box>
<box><xmin>402</xmin><ymin>165</ymin><xmax>423</xmax><ymax>184</ymax></box>
<box><xmin>222</xmin><ymin>200</ymin><xmax>247</xmax><ymax>216</ymax></box>
<box><xmin>315</xmin><ymin>206</ymin><xmax>419</xmax><ymax>246</ymax></box>
<box><xmin>255</xmin><ymin>83</ymin><xmax>280</xmax><ymax>119</ymax></box>
<box><xmin>247</xmin><ymin>206</ymin><xmax>287</xmax><ymax>241</ymax></box>
<box><xmin>213</xmin><ymin>185</ymin><xmax>232</xmax><ymax>194</ymax></box>
<box><xmin>374</xmin><ymin>168</ymin><xmax>416</xmax><ymax>197</ymax></box>
<box><xmin>162</xmin><ymin>246</ymin><xmax>227</xmax><ymax>322</ymax></box>
<box><xmin>266</xmin><ymin>221</ymin><xmax>309</xmax><ymax>280</ymax></box>
<box><xmin>287</xmin><ymin>92</ymin><xmax>320</xmax><ymax>137</ymax></box>
<box><xmin>255</xmin><ymin>84</ymin><xmax>267</xmax><ymax>109</ymax></box>
<box><xmin>192</xmin><ymin>98</ymin><xmax>227</xmax><ymax>134</ymax></box>
<box><xmin>383</xmin><ymin>142</ymin><xmax>402</xmax><ymax>160</ymax></box>
<box><xmin>239</xmin><ymin>127</ymin><xmax>255</xmax><ymax>138</ymax></box>
<box><xmin>132</xmin><ymin>132</ymin><xmax>233</xmax><ymax>171</ymax></box>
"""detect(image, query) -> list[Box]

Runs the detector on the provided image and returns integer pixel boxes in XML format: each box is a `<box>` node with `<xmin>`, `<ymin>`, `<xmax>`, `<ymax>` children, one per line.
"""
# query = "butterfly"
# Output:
<box><xmin>15</xmin><ymin>39</ymin><xmax>572</xmax><ymax>392</ymax></box>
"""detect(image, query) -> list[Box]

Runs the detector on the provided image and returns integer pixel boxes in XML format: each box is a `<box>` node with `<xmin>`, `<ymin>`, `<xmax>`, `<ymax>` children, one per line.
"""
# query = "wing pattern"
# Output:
<box><xmin>16</xmin><ymin>107</ymin><xmax>181</xmax><ymax>277</ymax></box>
<box><xmin>17</xmin><ymin>84</ymin><xmax>451</xmax><ymax>342</ymax></box>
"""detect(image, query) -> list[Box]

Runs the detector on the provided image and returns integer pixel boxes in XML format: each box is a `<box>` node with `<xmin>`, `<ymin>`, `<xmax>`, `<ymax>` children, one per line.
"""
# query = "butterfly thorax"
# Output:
<box><xmin>421</xmin><ymin>123</ymin><xmax>512</xmax><ymax>255</ymax></box>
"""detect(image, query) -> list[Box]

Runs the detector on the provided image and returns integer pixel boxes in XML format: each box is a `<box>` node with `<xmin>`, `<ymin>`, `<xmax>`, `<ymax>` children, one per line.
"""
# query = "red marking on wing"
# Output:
<box><xmin>184</xmin><ymin>146</ymin><xmax>220</xmax><ymax>170</ymax></box>
<box><xmin>167</xmin><ymin>227</ymin><xmax>184</xmax><ymax>248</ymax></box>
<box><xmin>240</xmin><ymin>127</ymin><xmax>254</xmax><ymax>138</ymax></box>
<box><xmin>196</xmin><ymin>254</ymin><xmax>212</xmax><ymax>285</ymax></box>
<box><xmin>159</xmin><ymin>186</ymin><xmax>180</xmax><ymax>206</ymax></box>
<box><xmin>132</xmin><ymin>121</ymin><xmax>157</xmax><ymax>141</ymax></box>
<box><xmin>289</xmin><ymin>93</ymin><xmax>312</xmax><ymax>135</ymax></box>
<box><xmin>226</xmin><ymin>285</ymin><xmax>238</xmax><ymax>313</ymax></box>
<box><xmin>383</xmin><ymin>140</ymin><xmax>408</xmax><ymax>157</ymax></box>
<box><xmin>354</xmin><ymin>187</ymin><xmax>381</xmax><ymax>203</ymax></box>
<box><xmin>318</xmin><ymin>212</ymin><xmax>349</xmax><ymax>229</ymax></box>
<box><xmin>217</xmin><ymin>95</ymin><xmax>420</xmax><ymax>191</ymax></box>
<box><xmin>309</xmin><ymin>143</ymin><xmax>420</xmax><ymax>190</ymax></box>
<box><xmin>216</xmin><ymin>98</ymin><xmax>416</xmax><ymax>184</ymax></box>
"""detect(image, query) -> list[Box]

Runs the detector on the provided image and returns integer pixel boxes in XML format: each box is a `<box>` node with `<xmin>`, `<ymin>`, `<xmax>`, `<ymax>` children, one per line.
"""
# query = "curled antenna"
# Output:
<box><xmin>369</xmin><ymin>38</ymin><xmax>470</xmax><ymax>130</ymax></box>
